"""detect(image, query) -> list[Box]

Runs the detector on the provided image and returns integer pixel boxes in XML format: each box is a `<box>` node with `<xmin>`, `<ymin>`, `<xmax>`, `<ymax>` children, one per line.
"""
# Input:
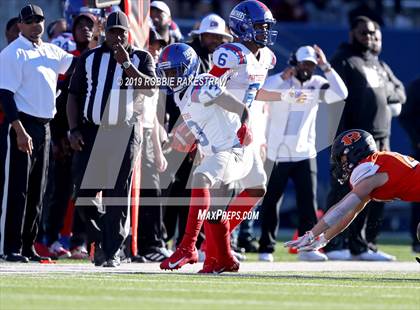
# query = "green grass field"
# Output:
<box><xmin>1</xmin><ymin>240</ymin><xmax>419</xmax><ymax>310</ymax></box>
<box><xmin>1</xmin><ymin>271</ymin><xmax>419</xmax><ymax>310</ymax></box>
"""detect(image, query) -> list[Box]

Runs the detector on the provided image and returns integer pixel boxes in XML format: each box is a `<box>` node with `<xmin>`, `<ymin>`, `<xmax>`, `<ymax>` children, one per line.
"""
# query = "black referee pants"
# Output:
<box><xmin>258</xmin><ymin>158</ymin><xmax>318</xmax><ymax>253</ymax></box>
<box><xmin>72</xmin><ymin>121</ymin><xmax>141</xmax><ymax>260</ymax></box>
<box><xmin>0</xmin><ymin>115</ymin><xmax>50</xmax><ymax>256</ymax></box>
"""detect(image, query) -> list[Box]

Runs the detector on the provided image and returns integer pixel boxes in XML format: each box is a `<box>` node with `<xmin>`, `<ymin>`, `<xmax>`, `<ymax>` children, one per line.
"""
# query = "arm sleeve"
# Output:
<box><xmin>190</xmin><ymin>74</ymin><xmax>225</xmax><ymax>105</ymax></box>
<box><xmin>349</xmin><ymin>162</ymin><xmax>380</xmax><ymax>187</ymax></box>
<box><xmin>54</xmin><ymin>45</ymin><xmax>74</xmax><ymax>74</ymax></box>
<box><xmin>321</xmin><ymin>69</ymin><xmax>349</xmax><ymax>104</ymax></box>
<box><xmin>212</xmin><ymin>45</ymin><xmax>241</xmax><ymax>69</ymax></box>
<box><xmin>0</xmin><ymin>48</ymin><xmax>23</xmax><ymax>92</ymax></box>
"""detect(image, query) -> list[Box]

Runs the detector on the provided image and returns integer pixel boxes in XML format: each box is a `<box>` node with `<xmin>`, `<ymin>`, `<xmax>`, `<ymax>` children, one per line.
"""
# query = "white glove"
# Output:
<box><xmin>284</xmin><ymin>231</ymin><xmax>314</xmax><ymax>249</ymax></box>
<box><xmin>298</xmin><ymin>233</ymin><xmax>329</xmax><ymax>252</ymax></box>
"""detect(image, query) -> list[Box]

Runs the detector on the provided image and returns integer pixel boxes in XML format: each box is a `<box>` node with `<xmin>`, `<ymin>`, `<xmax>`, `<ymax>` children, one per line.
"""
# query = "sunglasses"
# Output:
<box><xmin>359</xmin><ymin>30</ymin><xmax>376</xmax><ymax>36</ymax></box>
<box><xmin>22</xmin><ymin>16</ymin><xmax>44</xmax><ymax>24</ymax></box>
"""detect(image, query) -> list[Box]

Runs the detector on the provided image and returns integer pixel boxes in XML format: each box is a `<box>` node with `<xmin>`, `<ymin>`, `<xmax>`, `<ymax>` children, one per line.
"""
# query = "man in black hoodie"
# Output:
<box><xmin>400</xmin><ymin>77</ymin><xmax>420</xmax><ymax>254</ymax></box>
<box><xmin>323</xmin><ymin>16</ymin><xmax>397</xmax><ymax>261</ymax></box>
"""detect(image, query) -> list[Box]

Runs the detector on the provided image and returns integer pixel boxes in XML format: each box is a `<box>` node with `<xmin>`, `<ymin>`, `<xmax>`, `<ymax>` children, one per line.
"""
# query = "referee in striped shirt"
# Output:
<box><xmin>67</xmin><ymin>11</ymin><xmax>156</xmax><ymax>267</ymax></box>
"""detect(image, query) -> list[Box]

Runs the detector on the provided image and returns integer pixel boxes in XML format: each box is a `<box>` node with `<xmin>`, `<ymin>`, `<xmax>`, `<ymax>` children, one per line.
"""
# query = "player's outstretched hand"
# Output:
<box><xmin>298</xmin><ymin>233</ymin><xmax>329</xmax><ymax>252</ymax></box>
<box><xmin>237</xmin><ymin>123</ymin><xmax>253</xmax><ymax>146</ymax></box>
<box><xmin>284</xmin><ymin>231</ymin><xmax>314</xmax><ymax>249</ymax></box>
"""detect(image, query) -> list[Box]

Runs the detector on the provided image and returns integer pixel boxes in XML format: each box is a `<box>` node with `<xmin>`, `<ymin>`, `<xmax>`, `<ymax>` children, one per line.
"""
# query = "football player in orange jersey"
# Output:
<box><xmin>285</xmin><ymin>129</ymin><xmax>420</xmax><ymax>251</ymax></box>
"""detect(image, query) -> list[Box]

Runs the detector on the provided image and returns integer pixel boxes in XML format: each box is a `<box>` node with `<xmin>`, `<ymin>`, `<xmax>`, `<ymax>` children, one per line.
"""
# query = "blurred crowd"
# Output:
<box><xmin>0</xmin><ymin>0</ymin><xmax>419</xmax><ymax>267</ymax></box>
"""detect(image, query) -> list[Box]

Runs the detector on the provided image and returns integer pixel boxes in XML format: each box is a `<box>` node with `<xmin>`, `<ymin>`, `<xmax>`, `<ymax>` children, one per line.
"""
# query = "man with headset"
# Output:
<box><xmin>258</xmin><ymin>45</ymin><xmax>348</xmax><ymax>262</ymax></box>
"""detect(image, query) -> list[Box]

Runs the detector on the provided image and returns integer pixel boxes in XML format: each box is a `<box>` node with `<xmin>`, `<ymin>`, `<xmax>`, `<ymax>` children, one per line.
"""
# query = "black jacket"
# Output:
<box><xmin>188</xmin><ymin>38</ymin><xmax>213</xmax><ymax>74</ymax></box>
<box><xmin>331</xmin><ymin>43</ymin><xmax>394</xmax><ymax>138</ymax></box>
<box><xmin>400</xmin><ymin>77</ymin><xmax>420</xmax><ymax>148</ymax></box>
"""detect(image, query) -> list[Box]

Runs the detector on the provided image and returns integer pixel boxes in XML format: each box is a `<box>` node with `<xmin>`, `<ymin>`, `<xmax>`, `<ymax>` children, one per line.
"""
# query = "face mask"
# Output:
<box><xmin>296</xmin><ymin>68</ymin><xmax>312</xmax><ymax>82</ymax></box>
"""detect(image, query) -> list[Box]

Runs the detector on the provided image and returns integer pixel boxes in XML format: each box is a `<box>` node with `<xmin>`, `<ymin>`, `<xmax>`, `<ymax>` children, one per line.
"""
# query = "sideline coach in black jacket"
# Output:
<box><xmin>323</xmin><ymin>16</ymin><xmax>399</xmax><ymax>261</ymax></box>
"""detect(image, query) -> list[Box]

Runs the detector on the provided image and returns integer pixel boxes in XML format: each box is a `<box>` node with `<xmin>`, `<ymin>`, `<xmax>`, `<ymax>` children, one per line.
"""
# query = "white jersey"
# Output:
<box><xmin>212</xmin><ymin>42</ymin><xmax>276</xmax><ymax>108</ymax></box>
<box><xmin>51</xmin><ymin>33</ymin><xmax>76</xmax><ymax>52</ymax></box>
<box><xmin>174</xmin><ymin>73</ymin><xmax>241</xmax><ymax>157</ymax></box>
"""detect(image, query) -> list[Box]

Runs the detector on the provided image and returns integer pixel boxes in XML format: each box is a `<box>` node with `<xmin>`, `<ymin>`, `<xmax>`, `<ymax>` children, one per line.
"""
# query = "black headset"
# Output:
<box><xmin>287</xmin><ymin>49</ymin><xmax>298</xmax><ymax>67</ymax></box>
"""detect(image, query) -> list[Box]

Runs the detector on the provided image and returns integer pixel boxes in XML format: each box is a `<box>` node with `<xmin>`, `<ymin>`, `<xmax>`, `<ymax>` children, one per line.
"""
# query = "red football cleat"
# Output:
<box><xmin>198</xmin><ymin>257</ymin><xmax>218</xmax><ymax>274</ymax></box>
<box><xmin>213</xmin><ymin>256</ymin><xmax>240</xmax><ymax>274</ymax></box>
<box><xmin>160</xmin><ymin>247</ymin><xmax>198</xmax><ymax>270</ymax></box>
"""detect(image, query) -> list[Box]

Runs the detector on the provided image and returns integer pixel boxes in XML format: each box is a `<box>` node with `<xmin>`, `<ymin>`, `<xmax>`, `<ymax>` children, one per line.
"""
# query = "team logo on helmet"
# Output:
<box><xmin>341</xmin><ymin>131</ymin><xmax>362</xmax><ymax>146</ymax></box>
<box><xmin>230</xmin><ymin>10</ymin><xmax>245</xmax><ymax>21</ymax></box>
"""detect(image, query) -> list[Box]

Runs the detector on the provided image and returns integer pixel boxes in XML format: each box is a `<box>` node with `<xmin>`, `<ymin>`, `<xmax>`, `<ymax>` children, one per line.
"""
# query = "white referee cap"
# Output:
<box><xmin>191</xmin><ymin>14</ymin><xmax>233</xmax><ymax>40</ymax></box>
<box><xmin>296</xmin><ymin>46</ymin><xmax>318</xmax><ymax>64</ymax></box>
<box><xmin>150</xmin><ymin>1</ymin><xmax>171</xmax><ymax>17</ymax></box>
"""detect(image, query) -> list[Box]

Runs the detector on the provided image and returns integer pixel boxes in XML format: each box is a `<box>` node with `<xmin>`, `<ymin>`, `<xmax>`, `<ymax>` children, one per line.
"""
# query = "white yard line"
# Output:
<box><xmin>1</xmin><ymin>261</ymin><xmax>419</xmax><ymax>274</ymax></box>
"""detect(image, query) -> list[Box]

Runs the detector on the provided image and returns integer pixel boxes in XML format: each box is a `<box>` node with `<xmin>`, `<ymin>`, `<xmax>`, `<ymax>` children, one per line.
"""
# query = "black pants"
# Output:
<box><xmin>258</xmin><ymin>158</ymin><xmax>318</xmax><ymax>253</ymax></box>
<box><xmin>324</xmin><ymin>137</ymin><xmax>388</xmax><ymax>255</ymax></box>
<box><xmin>137</xmin><ymin>128</ymin><xmax>165</xmax><ymax>254</ymax></box>
<box><xmin>44</xmin><ymin>149</ymin><xmax>73</xmax><ymax>245</ymax></box>
<box><xmin>0</xmin><ymin>115</ymin><xmax>50</xmax><ymax>255</ymax></box>
<box><xmin>72</xmin><ymin>121</ymin><xmax>141</xmax><ymax>259</ymax></box>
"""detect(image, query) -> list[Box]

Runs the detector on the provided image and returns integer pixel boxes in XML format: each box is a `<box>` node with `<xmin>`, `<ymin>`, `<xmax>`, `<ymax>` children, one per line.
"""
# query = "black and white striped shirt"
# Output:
<box><xmin>69</xmin><ymin>44</ymin><xmax>155</xmax><ymax>126</ymax></box>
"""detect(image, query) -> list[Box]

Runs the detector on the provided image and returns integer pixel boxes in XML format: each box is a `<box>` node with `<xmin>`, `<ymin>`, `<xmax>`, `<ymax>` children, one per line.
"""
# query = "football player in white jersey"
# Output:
<box><xmin>158</xmin><ymin>43</ymin><xmax>268</xmax><ymax>273</ymax></box>
<box><xmin>160</xmin><ymin>0</ymin><xmax>295</xmax><ymax>273</ymax></box>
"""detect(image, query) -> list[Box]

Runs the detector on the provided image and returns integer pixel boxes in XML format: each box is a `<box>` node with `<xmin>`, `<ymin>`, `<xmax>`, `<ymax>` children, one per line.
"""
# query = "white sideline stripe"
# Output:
<box><xmin>2</xmin><ymin>293</ymin><xmax>420</xmax><ymax>309</ymax></box>
<box><xmin>1</xmin><ymin>283</ymin><xmax>418</xmax><ymax>300</ymax></box>
<box><xmin>0</xmin><ymin>125</ymin><xmax>11</xmax><ymax>255</ymax></box>
<box><xmin>1</xmin><ymin>273</ymin><xmax>419</xmax><ymax>290</ymax></box>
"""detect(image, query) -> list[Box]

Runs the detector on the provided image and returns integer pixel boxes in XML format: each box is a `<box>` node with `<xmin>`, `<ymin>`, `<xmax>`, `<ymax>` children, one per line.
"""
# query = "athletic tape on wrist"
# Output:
<box><xmin>323</xmin><ymin>193</ymin><xmax>361</xmax><ymax>227</ymax></box>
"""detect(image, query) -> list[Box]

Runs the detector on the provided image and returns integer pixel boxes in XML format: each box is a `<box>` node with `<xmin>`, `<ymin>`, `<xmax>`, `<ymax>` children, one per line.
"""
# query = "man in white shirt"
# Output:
<box><xmin>0</xmin><ymin>4</ymin><xmax>75</xmax><ymax>263</ymax></box>
<box><xmin>258</xmin><ymin>45</ymin><xmax>348</xmax><ymax>262</ymax></box>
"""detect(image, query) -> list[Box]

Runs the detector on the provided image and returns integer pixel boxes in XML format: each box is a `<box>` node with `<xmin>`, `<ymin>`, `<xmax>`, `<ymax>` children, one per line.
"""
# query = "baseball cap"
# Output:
<box><xmin>19</xmin><ymin>4</ymin><xmax>44</xmax><ymax>22</ymax></box>
<box><xmin>191</xmin><ymin>14</ymin><xmax>233</xmax><ymax>40</ymax></box>
<box><xmin>106</xmin><ymin>11</ymin><xmax>129</xmax><ymax>31</ymax></box>
<box><xmin>296</xmin><ymin>46</ymin><xmax>318</xmax><ymax>64</ymax></box>
<box><xmin>150</xmin><ymin>1</ymin><xmax>171</xmax><ymax>17</ymax></box>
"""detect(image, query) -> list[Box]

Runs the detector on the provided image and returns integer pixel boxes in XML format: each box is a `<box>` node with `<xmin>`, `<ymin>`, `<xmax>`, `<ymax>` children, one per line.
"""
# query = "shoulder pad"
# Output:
<box><xmin>350</xmin><ymin>162</ymin><xmax>380</xmax><ymax>187</ymax></box>
<box><xmin>213</xmin><ymin>43</ymin><xmax>246</xmax><ymax>69</ymax></box>
<box><xmin>190</xmin><ymin>73</ymin><xmax>225</xmax><ymax>105</ymax></box>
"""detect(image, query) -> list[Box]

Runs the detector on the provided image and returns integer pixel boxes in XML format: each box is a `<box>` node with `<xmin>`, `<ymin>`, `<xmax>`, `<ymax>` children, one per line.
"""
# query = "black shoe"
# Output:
<box><xmin>27</xmin><ymin>254</ymin><xmax>52</xmax><ymax>262</ymax></box>
<box><xmin>143</xmin><ymin>247</ymin><xmax>171</xmax><ymax>262</ymax></box>
<box><xmin>103</xmin><ymin>256</ymin><xmax>121</xmax><ymax>268</ymax></box>
<box><xmin>93</xmin><ymin>243</ymin><xmax>106</xmax><ymax>267</ymax></box>
<box><xmin>132</xmin><ymin>255</ymin><xmax>148</xmax><ymax>263</ymax></box>
<box><xmin>22</xmin><ymin>248</ymin><xmax>52</xmax><ymax>262</ymax></box>
<box><xmin>5</xmin><ymin>253</ymin><xmax>29</xmax><ymax>263</ymax></box>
